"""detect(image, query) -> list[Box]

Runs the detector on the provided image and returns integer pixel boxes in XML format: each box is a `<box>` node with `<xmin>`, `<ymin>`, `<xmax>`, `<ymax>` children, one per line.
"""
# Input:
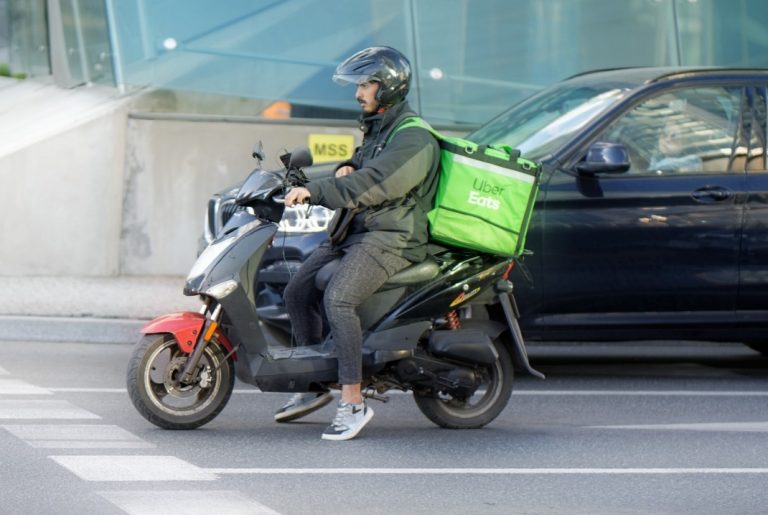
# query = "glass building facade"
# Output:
<box><xmin>2</xmin><ymin>0</ymin><xmax>768</xmax><ymax>124</ymax></box>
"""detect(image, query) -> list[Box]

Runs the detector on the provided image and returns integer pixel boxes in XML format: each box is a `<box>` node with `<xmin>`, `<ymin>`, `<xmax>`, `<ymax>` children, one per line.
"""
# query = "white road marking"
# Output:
<box><xmin>591</xmin><ymin>422</ymin><xmax>768</xmax><ymax>432</ymax></box>
<box><xmin>0</xmin><ymin>365</ymin><xmax>8</xmax><ymax>375</ymax></box>
<box><xmin>43</xmin><ymin>387</ymin><xmax>768</xmax><ymax>397</ymax></box>
<box><xmin>50</xmin><ymin>455</ymin><xmax>217</xmax><ymax>481</ymax></box>
<box><xmin>0</xmin><ymin>379</ymin><xmax>52</xmax><ymax>395</ymax></box>
<box><xmin>515</xmin><ymin>390</ymin><xmax>768</xmax><ymax>396</ymax></box>
<box><xmin>207</xmin><ymin>467</ymin><xmax>768</xmax><ymax>475</ymax></box>
<box><xmin>0</xmin><ymin>400</ymin><xmax>100</xmax><ymax>419</ymax></box>
<box><xmin>2</xmin><ymin>424</ymin><xmax>155</xmax><ymax>448</ymax></box>
<box><xmin>49</xmin><ymin>387</ymin><xmax>126</xmax><ymax>393</ymax></box>
<box><xmin>98</xmin><ymin>490</ymin><xmax>281</xmax><ymax>515</ymax></box>
<box><xmin>30</xmin><ymin>441</ymin><xmax>154</xmax><ymax>449</ymax></box>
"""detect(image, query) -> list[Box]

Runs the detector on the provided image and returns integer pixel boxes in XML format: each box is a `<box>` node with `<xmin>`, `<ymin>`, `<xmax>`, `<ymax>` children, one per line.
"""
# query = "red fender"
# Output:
<box><xmin>141</xmin><ymin>312</ymin><xmax>236</xmax><ymax>359</ymax></box>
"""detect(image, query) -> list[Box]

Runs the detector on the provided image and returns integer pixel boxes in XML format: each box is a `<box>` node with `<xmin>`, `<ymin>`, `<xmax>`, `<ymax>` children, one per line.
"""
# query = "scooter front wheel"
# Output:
<box><xmin>413</xmin><ymin>336</ymin><xmax>513</xmax><ymax>429</ymax></box>
<box><xmin>127</xmin><ymin>333</ymin><xmax>235</xmax><ymax>430</ymax></box>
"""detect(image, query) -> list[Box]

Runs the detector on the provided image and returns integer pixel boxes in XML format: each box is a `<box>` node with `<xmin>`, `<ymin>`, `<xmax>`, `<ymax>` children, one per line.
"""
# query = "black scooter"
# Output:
<box><xmin>127</xmin><ymin>146</ymin><xmax>544</xmax><ymax>430</ymax></box>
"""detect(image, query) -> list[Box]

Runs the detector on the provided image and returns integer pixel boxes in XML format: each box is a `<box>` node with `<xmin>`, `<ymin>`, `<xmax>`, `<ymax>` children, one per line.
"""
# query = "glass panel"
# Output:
<box><xmin>57</xmin><ymin>0</ymin><xmax>113</xmax><ymax>85</ymax></box>
<box><xmin>601</xmin><ymin>87</ymin><xmax>744</xmax><ymax>175</ymax></box>
<box><xmin>677</xmin><ymin>0</ymin><xmax>768</xmax><ymax>67</ymax></box>
<box><xmin>413</xmin><ymin>0</ymin><xmax>676</xmax><ymax>124</ymax></box>
<box><xmin>0</xmin><ymin>0</ymin><xmax>9</xmax><ymax>68</ymax></box>
<box><xmin>7</xmin><ymin>0</ymin><xmax>49</xmax><ymax>77</ymax></box>
<box><xmin>111</xmin><ymin>0</ymin><xmax>411</xmax><ymax>118</ymax></box>
<box><xmin>97</xmin><ymin>0</ymin><xmax>768</xmax><ymax>124</ymax></box>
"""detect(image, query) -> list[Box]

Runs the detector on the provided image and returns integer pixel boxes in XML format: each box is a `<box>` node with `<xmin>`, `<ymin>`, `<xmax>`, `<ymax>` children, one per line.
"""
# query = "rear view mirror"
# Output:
<box><xmin>288</xmin><ymin>147</ymin><xmax>313</xmax><ymax>169</ymax></box>
<box><xmin>576</xmin><ymin>142</ymin><xmax>630</xmax><ymax>175</ymax></box>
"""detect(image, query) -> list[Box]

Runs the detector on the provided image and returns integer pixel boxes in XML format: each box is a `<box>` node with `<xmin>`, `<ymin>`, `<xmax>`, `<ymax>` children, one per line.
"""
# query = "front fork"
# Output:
<box><xmin>179</xmin><ymin>302</ymin><xmax>223</xmax><ymax>384</ymax></box>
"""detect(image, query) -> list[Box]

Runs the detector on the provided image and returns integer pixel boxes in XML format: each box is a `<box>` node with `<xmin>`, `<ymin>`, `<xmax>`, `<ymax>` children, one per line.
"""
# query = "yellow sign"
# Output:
<box><xmin>308</xmin><ymin>134</ymin><xmax>355</xmax><ymax>164</ymax></box>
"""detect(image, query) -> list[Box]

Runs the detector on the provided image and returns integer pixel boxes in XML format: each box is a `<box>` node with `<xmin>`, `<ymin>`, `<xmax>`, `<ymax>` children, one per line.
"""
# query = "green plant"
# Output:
<box><xmin>0</xmin><ymin>63</ymin><xmax>27</xmax><ymax>80</ymax></box>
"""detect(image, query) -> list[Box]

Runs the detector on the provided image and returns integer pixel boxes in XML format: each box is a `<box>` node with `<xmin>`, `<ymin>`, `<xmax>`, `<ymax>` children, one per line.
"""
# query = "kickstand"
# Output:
<box><xmin>363</xmin><ymin>388</ymin><xmax>390</xmax><ymax>403</ymax></box>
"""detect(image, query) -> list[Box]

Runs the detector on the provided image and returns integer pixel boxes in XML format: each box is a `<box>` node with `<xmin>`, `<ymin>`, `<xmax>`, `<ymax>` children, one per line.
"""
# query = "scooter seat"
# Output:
<box><xmin>315</xmin><ymin>256</ymin><xmax>440</xmax><ymax>291</ymax></box>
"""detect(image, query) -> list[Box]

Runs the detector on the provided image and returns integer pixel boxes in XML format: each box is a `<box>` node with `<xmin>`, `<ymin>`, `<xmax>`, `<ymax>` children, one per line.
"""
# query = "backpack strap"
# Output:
<box><xmin>383</xmin><ymin>116</ymin><xmax>442</xmax><ymax>215</ymax></box>
<box><xmin>386</xmin><ymin>116</ymin><xmax>441</xmax><ymax>143</ymax></box>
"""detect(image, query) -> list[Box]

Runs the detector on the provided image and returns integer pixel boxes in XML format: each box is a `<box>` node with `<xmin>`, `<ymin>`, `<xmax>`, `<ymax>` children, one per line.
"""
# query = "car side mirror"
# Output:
<box><xmin>575</xmin><ymin>142</ymin><xmax>630</xmax><ymax>175</ymax></box>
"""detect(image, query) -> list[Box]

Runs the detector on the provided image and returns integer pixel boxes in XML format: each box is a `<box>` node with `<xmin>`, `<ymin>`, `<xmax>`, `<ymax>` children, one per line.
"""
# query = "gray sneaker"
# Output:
<box><xmin>321</xmin><ymin>401</ymin><xmax>374</xmax><ymax>441</ymax></box>
<box><xmin>274</xmin><ymin>392</ymin><xmax>333</xmax><ymax>422</ymax></box>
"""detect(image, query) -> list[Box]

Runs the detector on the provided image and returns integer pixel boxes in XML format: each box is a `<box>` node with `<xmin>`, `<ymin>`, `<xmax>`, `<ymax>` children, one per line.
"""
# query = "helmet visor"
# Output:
<box><xmin>332</xmin><ymin>73</ymin><xmax>378</xmax><ymax>86</ymax></box>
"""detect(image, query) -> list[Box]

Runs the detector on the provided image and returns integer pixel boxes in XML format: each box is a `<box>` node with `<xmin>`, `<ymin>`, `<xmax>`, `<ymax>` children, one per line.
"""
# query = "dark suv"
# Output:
<box><xmin>204</xmin><ymin>67</ymin><xmax>768</xmax><ymax>352</ymax></box>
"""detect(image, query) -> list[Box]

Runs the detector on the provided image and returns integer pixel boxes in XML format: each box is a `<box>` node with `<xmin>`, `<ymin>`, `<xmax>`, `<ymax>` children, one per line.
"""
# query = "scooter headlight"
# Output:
<box><xmin>204</xmin><ymin>279</ymin><xmax>238</xmax><ymax>300</ymax></box>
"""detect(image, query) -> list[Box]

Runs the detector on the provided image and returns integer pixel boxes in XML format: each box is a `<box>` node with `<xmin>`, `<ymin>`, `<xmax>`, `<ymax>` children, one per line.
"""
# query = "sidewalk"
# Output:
<box><xmin>0</xmin><ymin>276</ymin><xmax>201</xmax><ymax>344</ymax></box>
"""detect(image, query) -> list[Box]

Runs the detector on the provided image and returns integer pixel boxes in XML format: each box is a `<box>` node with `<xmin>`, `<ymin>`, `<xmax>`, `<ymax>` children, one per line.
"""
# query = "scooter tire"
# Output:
<box><xmin>127</xmin><ymin>333</ymin><xmax>235</xmax><ymax>430</ymax></box>
<box><xmin>413</xmin><ymin>336</ymin><xmax>513</xmax><ymax>429</ymax></box>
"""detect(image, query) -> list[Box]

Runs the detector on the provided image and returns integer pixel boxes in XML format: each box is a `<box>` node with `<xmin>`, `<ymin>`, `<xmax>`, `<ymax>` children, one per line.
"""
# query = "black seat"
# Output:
<box><xmin>315</xmin><ymin>256</ymin><xmax>440</xmax><ymax>291</ymax></box>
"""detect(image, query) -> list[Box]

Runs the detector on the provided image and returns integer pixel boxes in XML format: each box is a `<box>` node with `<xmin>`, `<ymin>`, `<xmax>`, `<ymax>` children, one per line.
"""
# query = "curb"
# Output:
<box><xmin>0</xmin><ymin>316</ymin><xmax>148</xmax><ymax>344</ymax></box>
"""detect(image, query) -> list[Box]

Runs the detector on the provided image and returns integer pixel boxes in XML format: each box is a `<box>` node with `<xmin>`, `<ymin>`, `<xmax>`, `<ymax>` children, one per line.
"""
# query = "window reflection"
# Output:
<box><xmin>601</xmin><ymin>87</ymin><xmax>744</xmax><ymax>174</ymax></box>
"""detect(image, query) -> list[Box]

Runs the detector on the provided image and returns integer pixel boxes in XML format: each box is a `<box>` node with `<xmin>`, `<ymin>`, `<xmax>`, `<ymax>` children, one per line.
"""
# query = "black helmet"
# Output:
<box><xmin>333</xmin><ymin>46</ymin><xmax>411</xmax><ymax>107</ymax></box>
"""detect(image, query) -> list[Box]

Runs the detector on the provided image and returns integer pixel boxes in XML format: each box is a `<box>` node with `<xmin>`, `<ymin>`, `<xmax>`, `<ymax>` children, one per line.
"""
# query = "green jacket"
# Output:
<box><xmin>306</xmin><ymin>101</ymin><xmax>440</xmax><ymax>262</ymax></box>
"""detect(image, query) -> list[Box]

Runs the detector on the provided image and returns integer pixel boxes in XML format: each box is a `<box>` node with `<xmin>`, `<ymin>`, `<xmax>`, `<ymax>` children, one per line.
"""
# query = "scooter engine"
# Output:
<box><xmin>395</xmin><ymin>354</ymin><xmax>480</xmax><ymax>397</ymax></box>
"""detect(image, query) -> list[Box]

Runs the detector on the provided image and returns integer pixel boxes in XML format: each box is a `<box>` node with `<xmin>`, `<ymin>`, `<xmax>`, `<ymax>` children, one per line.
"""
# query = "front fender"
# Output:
<box><xmin>141</xmin><ymin>312</ymin><xmax>236</xmax><ymax>358</ymax></box>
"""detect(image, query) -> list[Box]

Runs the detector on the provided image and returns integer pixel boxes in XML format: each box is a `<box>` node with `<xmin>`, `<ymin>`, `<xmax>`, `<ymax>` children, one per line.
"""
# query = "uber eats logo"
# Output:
<box><xmin>308</xmin><ymin>134</ymin><xmax>355</xmax><ymax>164</ymax></box>
<box><xmin>468</xmin><ymin>178</ymin><xmax>503</xmax><ymax>210</ymax></box>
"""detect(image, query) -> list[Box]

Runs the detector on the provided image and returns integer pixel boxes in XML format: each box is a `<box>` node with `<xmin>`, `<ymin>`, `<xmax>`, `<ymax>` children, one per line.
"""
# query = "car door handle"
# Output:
<box><xmin>691</xmin><ymin>186</ymin><xmax>732</xmax><ymax>203</ymax></box>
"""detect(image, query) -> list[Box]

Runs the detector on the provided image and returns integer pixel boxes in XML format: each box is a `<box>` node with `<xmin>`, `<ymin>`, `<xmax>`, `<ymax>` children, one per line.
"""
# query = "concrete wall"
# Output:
<box><xmin>0</xmin><ymin>79</ymin><xmax>362</xmax><ymax>277</ymax></box>
<box><xmin>0</xmin><ymin>79</ymin><xmax>130</xmax><ymax>276</ymax></box>
<box><xmin>120</xmin><ymin>116</ymin><xmax>359</xmax><ymax>275</ymax></box>
<box><xmin>1</xmin><ymin>79</ymin><xmax>464</xmax><ymax>278</ymax></box>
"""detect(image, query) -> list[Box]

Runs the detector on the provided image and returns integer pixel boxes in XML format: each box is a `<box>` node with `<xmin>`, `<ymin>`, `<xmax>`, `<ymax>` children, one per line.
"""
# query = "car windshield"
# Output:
<box><xmin>468</xmin><ymin>82</ymin><xmax>631</xmax><ymax>160</ymax></box>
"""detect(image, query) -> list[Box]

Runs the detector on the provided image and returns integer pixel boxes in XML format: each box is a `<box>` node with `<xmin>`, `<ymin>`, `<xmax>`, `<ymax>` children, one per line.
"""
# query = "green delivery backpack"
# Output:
<box><xmin>391</xmin><ymin>117</ymin><xmax>541</xmax><ymax>257</ymax></box>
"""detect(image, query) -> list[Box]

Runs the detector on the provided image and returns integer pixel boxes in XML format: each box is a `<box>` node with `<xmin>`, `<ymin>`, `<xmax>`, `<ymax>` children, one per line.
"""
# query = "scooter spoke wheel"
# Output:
<box><xmin>413</xmin><ymin>336</ymin><xmax>513</xmax><ymax>429</ymax></box>
<box><xmin>127</xmin><ymin>334</ymin><xmax>234</xmax><ymax>430</ymax></box>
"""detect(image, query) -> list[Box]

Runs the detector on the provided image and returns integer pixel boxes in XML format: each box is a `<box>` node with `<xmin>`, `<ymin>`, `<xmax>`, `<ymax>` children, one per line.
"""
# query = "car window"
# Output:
<box><xmin>747</xmin><ymin>86</ymin><xmax>767</xmax><ymax>171</ymax></box>
<box><xmin>468</xmin><ymin>83</ymin><xmax>628</xmax><ymax>160</ymax></box>
<box><xmin>599</xmin><ymin>87</ymin><xmax>745</xmax><ymax>175</ymax></box>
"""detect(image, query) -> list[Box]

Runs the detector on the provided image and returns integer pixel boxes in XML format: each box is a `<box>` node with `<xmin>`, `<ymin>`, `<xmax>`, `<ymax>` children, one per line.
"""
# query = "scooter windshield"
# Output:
<box><xmin>236</xmin><ymin>170</ymin><xmax>284</xmax><ymax>206</ymax></box>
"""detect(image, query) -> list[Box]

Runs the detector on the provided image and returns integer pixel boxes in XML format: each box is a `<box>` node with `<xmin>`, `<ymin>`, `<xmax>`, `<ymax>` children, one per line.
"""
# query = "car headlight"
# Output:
<box><xmin>278</xmin><ymin>205</ymin><xmax>334</xmax><ymax>233</ymax></box>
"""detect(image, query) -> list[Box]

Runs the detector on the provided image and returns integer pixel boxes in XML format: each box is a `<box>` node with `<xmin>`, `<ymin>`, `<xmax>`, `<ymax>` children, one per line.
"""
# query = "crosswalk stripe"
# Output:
<box><xmin>98</xmin><ymin>490</ymin><xmax>281</xmax><ymax>515</ymax></box>
<box><xmin>50</xmin><ymin>455</ymin><xmax>217</xmax><ymax>481</ymax></box>
<box><xmin>0</xmin><ymin>379</ymin><xmax>52</xmax><ymax>395</ymax></box>
<box><xmin>0</xmin><ymin>400</ymin><xmax>100</xmax><ymax>419</ymax></box>
<box><xmin>2</xmin><ymin>424</ymin><xmax>155</xmax><ymax>449</ymax></box>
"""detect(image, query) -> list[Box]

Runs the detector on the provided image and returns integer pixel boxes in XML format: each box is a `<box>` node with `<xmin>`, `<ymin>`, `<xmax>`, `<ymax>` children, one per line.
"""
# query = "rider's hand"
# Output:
<box><xmin>284</xmin><ymin>187</ymin><xmax>311</xmax><ymax>207</ymax></box>
<box><xmin>335</xmin><ymin>165</ymin><xmax>356</xmax><ymax>178</ymax></box>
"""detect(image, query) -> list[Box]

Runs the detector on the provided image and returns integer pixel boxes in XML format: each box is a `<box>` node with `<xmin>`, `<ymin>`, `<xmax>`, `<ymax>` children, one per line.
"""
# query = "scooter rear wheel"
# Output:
<box><xmin>413</xmin><ymin>336</ymin><xmax>513</xmax><ymax>429</ymax></box>
<box><xmin>127</xmin><ymin>333</ymin><xmax>235</xmax><ymax>430</ymax></box>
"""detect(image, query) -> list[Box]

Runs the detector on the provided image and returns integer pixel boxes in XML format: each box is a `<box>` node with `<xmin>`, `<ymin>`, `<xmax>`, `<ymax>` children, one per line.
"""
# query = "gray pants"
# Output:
<box><xmin>283</xmin><ymin>241</ymin><xmax>410</xmax><ymax>384</ymax></box>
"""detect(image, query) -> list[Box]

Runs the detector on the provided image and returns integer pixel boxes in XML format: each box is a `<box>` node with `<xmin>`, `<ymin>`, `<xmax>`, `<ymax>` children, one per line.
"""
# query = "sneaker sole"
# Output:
<box><xmin>321</xmin><ymin>407</ymin><xmax>374</xmax><ymax>441</ymax></box>
<box><xmin>274</xmin><ymin>393</ymin><xmax>333</xmax><ymax>423</ymax></box>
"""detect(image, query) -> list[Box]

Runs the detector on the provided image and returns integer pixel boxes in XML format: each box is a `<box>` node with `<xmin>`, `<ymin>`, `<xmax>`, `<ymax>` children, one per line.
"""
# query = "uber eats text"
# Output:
<box><xmin>468</xmin><ymin>178</ymin><xmax>503</xmax><ymax>210</ymax></box>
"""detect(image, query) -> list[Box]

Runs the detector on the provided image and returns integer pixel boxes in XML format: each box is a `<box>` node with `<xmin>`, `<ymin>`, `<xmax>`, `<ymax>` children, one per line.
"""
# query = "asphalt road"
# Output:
<box><xmin>0</xmin><ymin>338</ymin><xmax>767</xmax><ymax>514</ymax></box>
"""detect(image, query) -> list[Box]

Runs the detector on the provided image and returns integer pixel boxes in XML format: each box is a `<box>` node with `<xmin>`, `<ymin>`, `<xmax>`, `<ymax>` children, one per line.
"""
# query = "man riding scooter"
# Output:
<box><xmin>279</xmin><ymin>46</ymin><xmax>441</xmax><ymax>441</ymax></box>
